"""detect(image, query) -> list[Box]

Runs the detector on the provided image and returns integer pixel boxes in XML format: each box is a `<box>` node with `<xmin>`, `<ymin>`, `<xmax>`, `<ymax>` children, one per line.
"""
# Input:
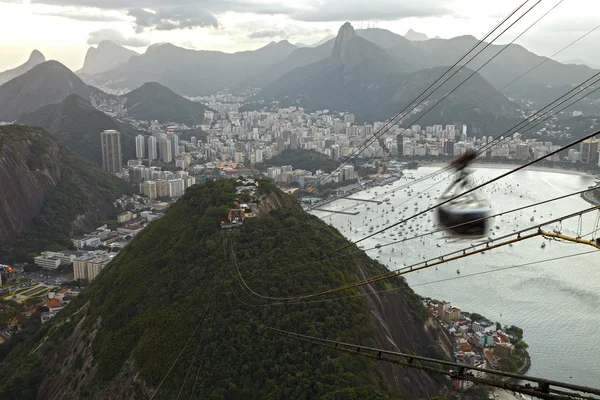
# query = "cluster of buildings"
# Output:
<box><xmin>41</xmin><ymin>288</ymin><xmax>82</xmax><ymax>323</ymax></box>
<box><xmin>265</xmin><ymin>164</ymin><xmax>355</xmax><ymax>188</ymax></box>
<box><xmin>33</xmin><ymin>200</ymin><xmax>164</xmax><ymax>281</ymax></box>
<box><xmin>33</xmin><ymin>249</ymin><xmax>114</xmax><ymax>282</ymax></box>
<box><xmin>125</xmin><ymin>161</ymin><xmax>196</xmax><ymax>199</ymax></box>
<box><xmin>426</xmin><ymin>299</ymin><xmax>524</xmax><ymax>388</ymax></box>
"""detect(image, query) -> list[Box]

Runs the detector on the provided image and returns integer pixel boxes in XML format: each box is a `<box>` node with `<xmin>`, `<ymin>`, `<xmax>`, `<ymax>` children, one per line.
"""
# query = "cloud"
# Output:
<box><xmin>87</xmin><ymin>28</ymin><xmax>150</xmax><ymax>47</ymax></box>
<box><xmin>26</xmin><ymin>0</ymin><xmax>451</xmax><ymax>29</ymax></box>
<box><xmin>33</xmin><ymin>7</ymin><xmax>128</xmax><ymax>22</ymax></box>
<box><xmin>128</xmin><ymin>6</ymin><xmax>218</xmax><ymax>32</ymax></box>
<box><xmin>291</xmin><ymin>0</ymin><xmax>452</xmax><ymax>22</ymax></box>
<box><xmin>248</xmin><ymin>29</ymin><xmax>286</xmax><ymax>39</ymax></box>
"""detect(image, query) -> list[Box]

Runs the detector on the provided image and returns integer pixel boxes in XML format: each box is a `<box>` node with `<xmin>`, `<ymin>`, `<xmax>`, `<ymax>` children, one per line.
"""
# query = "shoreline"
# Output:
<box><xmin>422</xmin><ymin>162</ymin><xmax>598</xmax><ymax>178</ymax></box>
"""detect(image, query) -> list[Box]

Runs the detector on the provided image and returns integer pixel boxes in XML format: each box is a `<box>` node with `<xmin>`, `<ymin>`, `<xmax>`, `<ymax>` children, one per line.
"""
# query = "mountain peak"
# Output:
<box><xmin>332</xmin><ymin>22</ymin><xmax>358</xmax><ymax>65</ymax></box>
<box><xmin>405</xmin><ymin>29</ymin><xmax>429</xmax><ymax>41</ymax></box>
<box><xmin>338</xmin><ymin>22</ymin><xmax>357</xmax><ymax>38</ymax></box>
<box><xmin>28</xmin><ymin>50</ymin><xmax>45</xmax><ymax>63</ymax></box>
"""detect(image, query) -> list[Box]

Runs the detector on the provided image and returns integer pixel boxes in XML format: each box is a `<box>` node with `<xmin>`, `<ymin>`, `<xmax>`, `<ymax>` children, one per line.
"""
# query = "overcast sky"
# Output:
<box><xmin>0</xmin><ymin>0</ymin><xmax>599</xmax><ymax>71</ymax></box>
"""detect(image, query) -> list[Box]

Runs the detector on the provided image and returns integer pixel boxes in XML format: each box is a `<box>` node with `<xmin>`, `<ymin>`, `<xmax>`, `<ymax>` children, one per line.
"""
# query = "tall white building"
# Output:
<box><xmin>135</xmin><ymin>135</ymin><xmax>145</xmax><ymax>159</ymax></box>
<box><xmin>168</xmin><ymin>179</ymin><xmax>185</xmax><ymax>198</ymax></box>
<box><xmin>147</xmin><ymin>136</ymin><xmax>157</xmax><ymax>160</ymax></box>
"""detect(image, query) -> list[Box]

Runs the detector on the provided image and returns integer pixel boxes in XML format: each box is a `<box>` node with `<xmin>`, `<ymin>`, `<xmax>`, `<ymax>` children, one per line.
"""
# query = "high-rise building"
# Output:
<box><xmin>143</xmin><ymin>181</ymin><xmax>157</xmax><ymax>199</ymax></box>
<box><xmin>443</xmin><ymin>139</ymin><xmax>454</xmax><ymax>155</ymax></box>
<box><xmin>147</xmin><ymin>136</ymin><xmax>157</xmax><ymax>160</ymax></box>
<box><xmin>135</xmin><ymin>135</ymin><xmax>145</xmax><ymax>159</ymax></box>
<box><xmin>331</xmin><ymin>144</ymin><xmax>340</xmax><ymax>160</ymax></box>
<box><xmin>580</xmin><ymin>139</ymin><xmax>600</xmax><ymax>165</ymax></box>
<box><xmin>159</xmin><ymin>137</ymin><xmax>172</xmax><ymax>163</ymax></box>
<box><xmin>516</xmin><ymin>143</ymin><xmax>529</xmax><ymax>160</ymax></box>
<box><xmin>341</xmin><ymin>165</ymin><xmax>354</xmax><ymax>181</ymax></box>
<box><xmin>290</xmin><ymin>133</ymin><xmax>299</xmax><ymax>149</ymax></box>
<box><xmin>169</xmin><ymin>132</ymin><xmax>180</xmax><ymax>157</ymax></box>
<box><xmin>168</xmin><ymin>179</ymin><xmax>185</xmax><ymax>198</ymax></box>
<box><xmin>255</xmin><ymin>149</ymin><xmax>263</xmax><ymax>164</ymax></box>
<box><xmin>156</xmin><ymin>180</ymin><xmax>169</xmax><ymax>197</ymax></box>
<box><xmin>344</xmin><ymin>113</ymin><xmax>355</xmax><ymax>124</ymax></box>
<box><xmin>100</xmin><ymin>130</ymin><xmax>122</xmax><ymax>173</ymax></box>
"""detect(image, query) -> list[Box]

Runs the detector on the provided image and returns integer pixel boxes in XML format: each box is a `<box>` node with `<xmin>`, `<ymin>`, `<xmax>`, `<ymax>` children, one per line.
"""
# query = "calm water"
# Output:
<box><xmin>312</xmin><ymin>167</ymin><xmax>600</xmax><ymax>388</ymax></box>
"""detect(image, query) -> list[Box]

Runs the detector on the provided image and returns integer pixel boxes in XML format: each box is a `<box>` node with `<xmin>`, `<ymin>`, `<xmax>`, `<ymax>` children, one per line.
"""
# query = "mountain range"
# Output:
<box><xmin>95</xmin><ymin>40</ymin><xmax>298</xmax><ymax>95</ymax></box>
<box><xmin>0</xmin><ymin>50</ymin><xmax>45</xmax><ymax>86</ymax></box>
<box><xmin>0</xmin><ymin>125</ymin><xmax>131</xmax><ymax>261</ymax></box>
<box><xmin>253</xmin><ymin>23</ymin><xmax>518</xmax><ymax>129</ymax></box>
<box><xmin>66</xmin><ymin>26</ymin><xmax>598</xmax><ymax>107</ymax></box>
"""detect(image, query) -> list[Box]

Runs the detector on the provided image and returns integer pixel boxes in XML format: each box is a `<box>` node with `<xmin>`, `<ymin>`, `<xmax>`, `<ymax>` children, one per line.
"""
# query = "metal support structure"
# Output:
<box><xmin>255</xmin><ymin>323</ymin><xmax>600</xmax><ymax>400</ymax></box>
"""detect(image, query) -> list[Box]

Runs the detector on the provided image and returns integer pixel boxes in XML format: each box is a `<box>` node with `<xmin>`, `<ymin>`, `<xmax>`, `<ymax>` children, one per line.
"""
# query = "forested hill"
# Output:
<box><xmin>0</xmin><ymin>179</ymin><xmax>451</xmax><ymax>399</ymax></box>
<box><xmin>264</xmin><ymin>149</ymin><xmax>338</xmax><ymax>173</ymax></box>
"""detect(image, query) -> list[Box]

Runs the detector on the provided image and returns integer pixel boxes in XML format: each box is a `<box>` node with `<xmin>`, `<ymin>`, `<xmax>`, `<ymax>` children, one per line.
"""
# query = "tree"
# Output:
<box><xmin>496</xmin><ymin>322</ymin><xmax>502</xmax><ymax>331</ymax></box>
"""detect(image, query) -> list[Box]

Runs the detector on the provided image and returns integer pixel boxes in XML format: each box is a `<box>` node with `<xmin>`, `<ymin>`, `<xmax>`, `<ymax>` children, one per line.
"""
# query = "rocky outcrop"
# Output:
<box><xmin>0</xmin><ymin>50</ymin><xmax>46</xmax><ymax>85</ymax></box>
<box><xmin>0</xmin><ymin>125</ymin><xmax>130</xmax><ymax>260</ymax></box>
<box><xmin>0</xmin><ymin>126</ymin><xmax>63</xmax><ymax>250</ymax></box>
<box><xmin>256</xmin><ymin>189</ymin><xmax>303</xmax><ymax>216</ymax></box>
<box><xmin>357</xmin><ymin>264</ymin><xmax>454</xmax><ymax>398</ymax></box>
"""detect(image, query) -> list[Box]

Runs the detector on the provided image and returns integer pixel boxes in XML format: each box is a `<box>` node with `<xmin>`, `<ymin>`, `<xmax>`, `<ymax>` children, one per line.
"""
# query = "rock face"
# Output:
<box><xmin>79</xmin><ymin>41</ymin><xmax>138</xmax><ymax>75</ymax></box>
<box><xmin>0</xmin><ymin>50</ymin><xmax>46</xmax><ymax>85</ymax></box>
<box><xmin>0</xmin><ymin>125</ymin><xmax>130</xmax><ymax>261</ymax></box>
<box><xmin>0</xmin><ymin>126</ymin><xmax>62</xmax><ymax>251</ymax></box>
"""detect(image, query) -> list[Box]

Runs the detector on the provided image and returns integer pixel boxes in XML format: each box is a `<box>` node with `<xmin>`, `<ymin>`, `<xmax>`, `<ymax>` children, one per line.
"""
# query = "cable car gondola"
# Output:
<box><xmin>435</xmin><ymin>150</ymin><xmax>491</xmax><ymax>237</ymax></box>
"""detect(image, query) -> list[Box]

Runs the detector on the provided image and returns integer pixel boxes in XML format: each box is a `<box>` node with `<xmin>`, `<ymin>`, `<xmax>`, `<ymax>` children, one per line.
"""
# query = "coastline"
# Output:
<box><xmin>422</xmin><ymin>162</ymin><xmax>598</xmax><ymax>178</ymax></box>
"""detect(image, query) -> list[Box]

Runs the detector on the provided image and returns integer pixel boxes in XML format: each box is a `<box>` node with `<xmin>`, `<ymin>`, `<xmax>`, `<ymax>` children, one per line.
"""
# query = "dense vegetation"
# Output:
<box><xmin>264</xmin><ymin>149</ymin><xmax>338</xmax><ymax>173</ymax></box>
<box><xmin>122</xmin><ymin>82</ymin><xmax>211</xmax><ymax>125</ymax></box>
<box><xmin>18</xmin><ymin>94</ymin><xmax>139</xmax><ymax>165</ymax></box>
<box><xmin>0</xmin><ymin>179</ymin><xmax>437</xmax><ymax>399</ymax></box>
<box><xmin>0</xmin><ymin>125</ymin><xmax>131</xmax><ymax>262</ymax></box>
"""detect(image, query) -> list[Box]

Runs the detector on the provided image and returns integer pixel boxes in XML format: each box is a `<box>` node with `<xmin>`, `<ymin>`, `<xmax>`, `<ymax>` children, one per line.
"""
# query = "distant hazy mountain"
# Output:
<box><xmin>79</xmin><ymin>41</ymin><xmax>138</xmax><ymax>75</ymax></box>
<box><xmin>311</xmin><ymin>35</ymin><xmax>336</xmax><ymax>47</ymax></box>
<box><xmin>240</xmin><ymin>39</ymin><xmax>336</xmax><ymax>89</ymax></box>
<box><xmin>561</xmin><ymin>58</ymin><xmax>599</xmax><ymax>69</ymax></box>
<box><xmin>18</xmin><ymin>94</ymin><xmax>139</xmax><ymax>164</ymax></box>
<box><xmin>253</xmin><ymin>23</ymin><xmax>517</xmax><ymax>129</ymax></box>
<box><xmin>121</xmin><ymin>82</ymin><xmax>211</xmax><ymax>125</ymax></box>
<box><xmin>388</xmin><ymin>35</ymin><xmax>599</xmax><ymax>94</ymax></box>
<box><xmin>0</xmin><ymin>60</ymin><xmax>108</xmax><ymax>122</ymax></box>
<box><xmin>239</xmin><ymin>28</ymin><xmax>426</xmax><ymax>90</ymax></box>
<box><xmin>0</xmin><ymin>50</ymin><xmax>46</xmax><ymax>85</ymax></box>
<box><xmin>405</xmin><ymin>29</ymin><xmax>429</xmax><ymax>41</ymax></box>
<box><xmin>95</xmin><ymin>40</ymin><xmax>297</xmax><ymax>95</ymax></box>
<box><xmin>356</xmin><ymin>28</ymin><xmax>414</xmax><ymax>50</ymax></box>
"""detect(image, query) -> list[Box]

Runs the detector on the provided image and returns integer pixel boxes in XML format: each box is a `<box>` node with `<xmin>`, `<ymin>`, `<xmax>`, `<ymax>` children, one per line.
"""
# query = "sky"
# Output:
<box><xmin>0</xmin><ymin>0</ymin><xmax>599</xmax><ymax>71</ymax></box>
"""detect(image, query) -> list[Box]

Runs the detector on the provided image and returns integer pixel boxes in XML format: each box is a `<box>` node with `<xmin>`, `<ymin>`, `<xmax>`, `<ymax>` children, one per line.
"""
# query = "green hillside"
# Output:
<box><xmin>265</xmin><ymin>149</ymin><xmax>338</xmax><ymax>173</ymax></box>
<box><xmin>18</xmin><ymin>94</ymin><xmax>139</xmax><ymax>165</ymax></box>
<box><xmin>122</xmin><ymin>82</ymin><xmax>211</xmax><ymax>125</ymax></box>
<box><xmin>0</xmin><ymin>179</ymin><xmax>443</xmax><ymax>398</ymax></box>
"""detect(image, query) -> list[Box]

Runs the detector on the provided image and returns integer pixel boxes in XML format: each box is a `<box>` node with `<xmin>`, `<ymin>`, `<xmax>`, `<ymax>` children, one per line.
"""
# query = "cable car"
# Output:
<box><xmin>435</xmin><ymin>150</ymin><xmax>491</xmax><ymax>237</ymax></box>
